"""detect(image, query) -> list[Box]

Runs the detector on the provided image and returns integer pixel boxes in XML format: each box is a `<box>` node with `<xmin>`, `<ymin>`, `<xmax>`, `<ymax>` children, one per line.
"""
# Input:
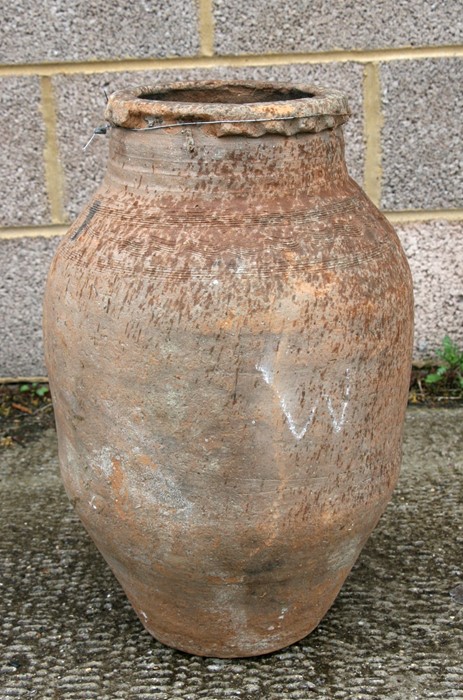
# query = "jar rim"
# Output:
<box><xmin>105</xmin><ymin>80</ymin><xmax>350</xmax><ymax>137</ymax></box>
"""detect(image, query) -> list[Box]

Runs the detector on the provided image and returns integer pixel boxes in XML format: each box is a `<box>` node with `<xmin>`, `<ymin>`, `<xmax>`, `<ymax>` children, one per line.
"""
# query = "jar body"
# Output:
<box><xmin>44</xmin><ymin>102</ymin><xmax>413</xmax><ymax>657</ymax></box>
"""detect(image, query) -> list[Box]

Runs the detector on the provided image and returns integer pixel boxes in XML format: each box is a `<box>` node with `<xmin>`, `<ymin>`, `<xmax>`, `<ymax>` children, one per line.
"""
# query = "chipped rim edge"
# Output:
<box><xmin>104</xmin><ymin>80</ymin><xmax>351</xmax><ymax>137</ymax></box>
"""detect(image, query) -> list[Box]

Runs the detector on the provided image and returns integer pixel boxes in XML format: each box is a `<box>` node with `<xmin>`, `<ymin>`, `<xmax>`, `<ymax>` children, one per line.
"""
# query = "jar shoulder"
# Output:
<box><xmin>55</xmin><ymin>177</ymin><xmax>405</xmax><ymax>283</ymax></box>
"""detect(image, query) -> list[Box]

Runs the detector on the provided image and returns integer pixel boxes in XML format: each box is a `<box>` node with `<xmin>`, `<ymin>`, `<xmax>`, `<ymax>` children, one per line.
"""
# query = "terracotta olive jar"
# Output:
<box><xmin>43</xmin><ymin>81</ymin><xmax>413</xmax><ymax>658</ymax></box>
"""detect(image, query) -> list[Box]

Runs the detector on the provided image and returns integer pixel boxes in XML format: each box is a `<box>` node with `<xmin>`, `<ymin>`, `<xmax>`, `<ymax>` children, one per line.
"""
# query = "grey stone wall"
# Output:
<box><xmin>0</xmin><ymin>1</ymin><xmax>462</xmax><ymax>375</ymax></box>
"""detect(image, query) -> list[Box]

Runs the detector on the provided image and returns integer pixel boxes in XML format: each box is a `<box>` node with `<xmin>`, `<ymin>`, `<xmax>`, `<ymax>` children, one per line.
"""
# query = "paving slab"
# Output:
<box><xmin>1</xmin><ymin>408</ymin><xmax>462</xmax><ymax>699</ymax></box>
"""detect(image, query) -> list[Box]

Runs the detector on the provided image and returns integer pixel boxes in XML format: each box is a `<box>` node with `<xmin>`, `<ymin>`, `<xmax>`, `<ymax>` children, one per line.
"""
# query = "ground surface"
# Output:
<box><xmin>1</xmin><ymin>408</ymin><xmax>462</xmax><ymax>699</ymax></box>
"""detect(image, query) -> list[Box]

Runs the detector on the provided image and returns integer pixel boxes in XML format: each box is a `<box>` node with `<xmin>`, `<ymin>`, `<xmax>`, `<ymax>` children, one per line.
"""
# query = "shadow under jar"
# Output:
<box><xmin>43</xmin><ymin>80</ymin><xmax>414</xmax><ymax>657</ymax></box>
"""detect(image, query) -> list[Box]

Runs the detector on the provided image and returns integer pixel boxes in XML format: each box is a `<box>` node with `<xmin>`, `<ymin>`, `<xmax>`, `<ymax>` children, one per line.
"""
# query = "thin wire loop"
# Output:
<box><xmin>83</xmin><ymin>125</ymin><xmax>111</xmax><ymax>151</ymax></box>
<box><xmin>83</xmin><ymin>114</ymin><xmax>333</xmax><ymax>150</ymax></box>
<box><xmin>132</xmin><ymin>115</ymin><xmax>303</xmax><ymax>131</ymax></box>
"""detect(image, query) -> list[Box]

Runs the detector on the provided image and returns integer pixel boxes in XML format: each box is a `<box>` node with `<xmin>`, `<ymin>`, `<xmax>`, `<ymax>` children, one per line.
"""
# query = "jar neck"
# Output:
<box><xmin>104</xmin><ymin>126</ymin><xmax>350</xmax><ymax>202</ymax></box>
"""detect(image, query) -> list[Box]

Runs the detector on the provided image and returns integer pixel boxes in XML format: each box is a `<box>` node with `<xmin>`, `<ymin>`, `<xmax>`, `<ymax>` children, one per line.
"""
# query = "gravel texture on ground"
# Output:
<box><xmin>1</xmin><ymin>408</ymin><xmax>462</xmax><ymax>699</ymax></box>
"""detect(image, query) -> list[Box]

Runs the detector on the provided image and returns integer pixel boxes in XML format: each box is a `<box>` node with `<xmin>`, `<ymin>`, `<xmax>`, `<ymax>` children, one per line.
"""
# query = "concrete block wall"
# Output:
<box><xmin>1</xmin><ymin>0</ymin><xmax>462</xmax><ymax>377</ymax></box>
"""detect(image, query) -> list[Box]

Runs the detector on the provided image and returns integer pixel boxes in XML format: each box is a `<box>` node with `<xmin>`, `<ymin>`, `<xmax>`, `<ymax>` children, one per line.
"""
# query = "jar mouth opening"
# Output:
<box><xmin>138</xmin><ymin>84</ymin><xmax>316</xmax><ymax>105</ymax></box>
<box><xmin>105</xmin><ymin>80</ymin><xmax>350</xmax><ymax>137</ymax></box>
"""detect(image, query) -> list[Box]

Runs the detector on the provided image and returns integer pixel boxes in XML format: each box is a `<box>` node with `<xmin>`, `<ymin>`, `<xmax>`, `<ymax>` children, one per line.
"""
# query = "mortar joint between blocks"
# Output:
<box><xmin>39</xmin><ymin>76</ymin><xmax>66</xmax><ymax>225</ymax></box>
<box><xmin>363</xmin><ymin>62</ymin><xmax>383</xmax><ymax>207</ymax></box>
<box><xmin>198</xmin><ymin>0</ymin><xmax>215</xmax><ymax>57</ymax></box>
<box><xmin>0</xmin><ymin>44</ymin><xmax>462</xmax><ymax>77</ymax></box>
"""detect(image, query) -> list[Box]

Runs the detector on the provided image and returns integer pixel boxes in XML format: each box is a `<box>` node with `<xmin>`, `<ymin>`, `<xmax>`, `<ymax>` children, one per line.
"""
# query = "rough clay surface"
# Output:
<box><xmin>212</xmin><ymin>0</ymin><xmax>463</xmax><ymax>55</ymax></box>
<box><xmin>1</xmin><ymin>409</ymin><xmax>462</xmax><ymax>697</ymax></box>
<box><xmin>0</xmin><ymin>237</ymin><xmax>60</xmax><ymax>376</ymax></box>
<box><xmin>0</xmin><ymin>221</ymin><xmax>461</xmax><ymax>378</ymax></box>
<box><xmin>397</xmin><ymin>221</ymin><xmax>463</xmax><ymax>356</ymax></box>
<box><xmin>1</xmin><ymin>222</ymin><xmax>461</xmax><ymax>378</ymax></box>
<box><xmin>53</xmin><ymin>63</ymin><xmax>364</xmax><ymax>221</ymax></box>
<box><xmin>0</xmin><ymin>0</ymin><xmax>199</xmax><ymax>63</ymax></box>
<box><xmin>0</xmin><ymin>77</ymin><xmax>50</xmax><ymax>226</ymax></box>
<box><xmin>381</xmin><ymin>58</ymin><xmax>463</xmax><ymax>211</ymax></box>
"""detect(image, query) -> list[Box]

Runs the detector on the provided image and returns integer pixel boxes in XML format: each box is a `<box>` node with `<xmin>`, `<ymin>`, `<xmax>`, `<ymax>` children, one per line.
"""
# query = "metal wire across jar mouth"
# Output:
<box><xmin>105</xmin><ymin>80</ymin><xmax>351</xmax><ymax>137</ymax></box>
